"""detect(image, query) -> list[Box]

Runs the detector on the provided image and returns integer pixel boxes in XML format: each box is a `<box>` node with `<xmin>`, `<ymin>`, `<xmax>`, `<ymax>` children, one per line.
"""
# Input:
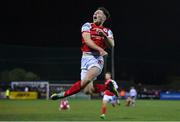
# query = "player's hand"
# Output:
<box><xmin>99</xmin><ymin>48</ymin><xmax>108</xmax><ymax>56</ymax></box>
<box><xmin>96</xmin><ymin>28</ymin><xmax>107</xmax><ymax>37</ymax></box>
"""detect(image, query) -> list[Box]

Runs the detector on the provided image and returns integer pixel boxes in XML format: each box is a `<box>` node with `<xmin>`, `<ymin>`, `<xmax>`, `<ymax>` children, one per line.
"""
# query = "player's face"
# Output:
<box><xmin>93</xmin><ymin>10</ymin><xmax>106</xmax><ymax>25</ymax></box>
<box><xmin>105</xmin><ymin>73</ymin><xmax>111</xmax><ymax>80</ymax></box>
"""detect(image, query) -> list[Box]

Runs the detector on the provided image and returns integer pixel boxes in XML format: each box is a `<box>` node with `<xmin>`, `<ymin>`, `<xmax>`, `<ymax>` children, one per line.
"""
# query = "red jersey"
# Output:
<box><xmin>81</xmin><ymin>22</ymin><xmax>113</xmax><ymax>52</ymax></box>
<box><xmin>104</xmin><ymin>79</ymin><xmax>118</xmax><ymax>96</ymax></box>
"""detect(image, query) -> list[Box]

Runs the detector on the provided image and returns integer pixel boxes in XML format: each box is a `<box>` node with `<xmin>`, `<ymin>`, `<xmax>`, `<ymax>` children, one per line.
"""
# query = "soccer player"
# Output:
<box><xmin>100</xmin><ymin>72</ymin><xmax>120</xmax><ymax>119</ymax></box>
<box><xmin>126</xmin><ymin>86</ymin><xmax>137</xmax><ymax>107</ymax></box>
<box><xmin>51</xmin><ymin>7</ymin><xmax>116</xmax><ymax>100</ymax></box>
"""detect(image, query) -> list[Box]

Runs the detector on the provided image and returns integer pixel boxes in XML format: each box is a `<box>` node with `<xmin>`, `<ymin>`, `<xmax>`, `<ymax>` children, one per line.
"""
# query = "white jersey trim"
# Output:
<box><xmin>81</xmin><ymin>22</ymin><xmax>91</xmax><ymax>33</ymax></box>
<box><xmin>107</xmin><ymin>29</ymin><xmax>113</xmax><ymax>39</ymax></box>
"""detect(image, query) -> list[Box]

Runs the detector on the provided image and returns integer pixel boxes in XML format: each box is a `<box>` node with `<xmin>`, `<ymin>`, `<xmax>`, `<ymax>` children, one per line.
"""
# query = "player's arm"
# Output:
<box><xmin>104</xmin><ymin>36</ymin><xmax>115</xmax><ymax>48</ymax></box>
<box><xmin>97</xmin><ymin>29</ymin><xmax>115</xmax><ymax>48</ymax></box>
<box><xmin>82</xmin><ymin>32</ymin><xmax>108</xmax><ymax>56</ymax></box>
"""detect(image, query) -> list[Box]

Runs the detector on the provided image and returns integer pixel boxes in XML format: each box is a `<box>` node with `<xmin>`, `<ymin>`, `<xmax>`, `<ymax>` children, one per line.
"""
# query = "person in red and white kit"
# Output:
<box><xmin>100</xmin><ymin>72</ymin><xmax>120</xmax><ymax>119</ymax></box>
<box><xmin>51</xmin><ymin>7</ymin><xmax>117</xmax><ymax>100</ymax></box>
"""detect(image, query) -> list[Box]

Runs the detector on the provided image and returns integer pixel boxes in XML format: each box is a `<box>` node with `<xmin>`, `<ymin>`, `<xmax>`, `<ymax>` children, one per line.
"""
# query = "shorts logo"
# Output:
<box><xmin>98</xmin><ymin>60</ymin><xmax>103</xmax><ymax>65</ymax></box>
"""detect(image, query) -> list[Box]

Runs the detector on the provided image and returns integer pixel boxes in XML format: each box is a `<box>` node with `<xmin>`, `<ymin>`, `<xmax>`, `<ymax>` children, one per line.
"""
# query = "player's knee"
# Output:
<box><xmin>83</xmin><ymin>91</ymin><xmax>90</xmax><ymax>95</ymax></box>
<box><xmin>84</xmin><ymin>77</ymin><xmax>92</xmax><ymax>82</ymax></box>
<box><xmin>83</xmin><ymin>89</ymin><xmax>94</xmax><ymax>95</ymax></box>
<box><xmin>81</xmin><ymin>78</ymin><xmax>91</xmax><ymax>87</ymax></box>
<box><xmin>83</xmin><ymin>83</ymin><xmax>95</xmax><ymax>95</ymax></box>
<box><xmin>83</xmin><ymin>73</ymin><xmax>97</xmax><ymax>84</ymax></box>
<box><xmin>80</xmin><ymin>80</ymin><xmax>92</xmax><ymax>94</ymax></box>
<box><xmin>83</xmin><ymin>87</ymin><xmax>90</xmax><ymax>94</ymax></box>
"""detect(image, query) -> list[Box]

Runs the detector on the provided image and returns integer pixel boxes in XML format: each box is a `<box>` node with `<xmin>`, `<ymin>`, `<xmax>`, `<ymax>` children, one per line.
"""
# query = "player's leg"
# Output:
<box><xmin>116</xmin><ymin>98</ymin><xmax>120</xmax><ymax>106</ymax></box>
<box><xmin>111</xmin><ymin>96</ymin><xmax>119</xmax><ymax>107</ymax></box>
<box><xmin>51</xmin><ymin>80</ymin><xmax>81</xmax><ymax>100</ymax></box>
<box><xmin>51</xmin><ymin>54</ymin><xmax>105</xmax><ymax>100</ymax></box>
<box><xmin>81</xmin><ymin>69</ymin><xmax>95</xmax><ymax>94</ymax></box>
<box><xmin>83</xmin><ymin>81</ymin><xmax>106</xmax><ymax>94</ymax></box>
<box><xmin>126</xmin><ymin>96</ymin><xmax>131</xmax><ymax>106</ymax></box>
<box><xmin>84</xmin><ymin>79</ymin><xmax>120</xmax><ymax>96</ymax></box>
<box><xmin>111</xmin><ymin>100</ymin><xmax>116</xmax><ymax>107</ymax></box>
<box><xmin>100</xmin><ymin>101</ymin><xmax>107</xmax><ymax>119</ymax></box>
<box><xmin>81</xmin><ymin>59</ymin><xmax>106</xmax><ymax>95</ymax></box>
<box><xmin>131</xmin><ymin>96</ymin><xmax>136</xmax><ymax>106</ymax></box>
<box><xmin>83</xmin><ymin>82</ymin><xmax>106</xmax><ymax>94</ymax></box>
<box><xmin>51</xmin><ymin>67</ymin><xmax>101</xmax><ymax>100</ymax></box>
<box><xmin>82</xmin><ymin>74</ymin><xmax>120</xmax><ymax>95</ymax></box>
<box><xmin>100</xmin><ymin>96</ymin><xmax>108</xmax><ymax>119</ymax></box>
<box><xmin>82</xmin><ymin>55</ymin><xmax>106</xmax><ymax>94</ymax></box>
<box><xmin>83</xmin><ymin>82</ymin><xmax>95</xmax><ymax>94</ymax></box>
<box><xmin>129</xmin><ymin>96</ymin><xmax>134</xmax><ymax>106</ymax></box>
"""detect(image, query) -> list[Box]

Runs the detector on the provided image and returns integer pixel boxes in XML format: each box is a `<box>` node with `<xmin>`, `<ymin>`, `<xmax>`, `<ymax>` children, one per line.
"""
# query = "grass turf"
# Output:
<box><xmin>0</xmin><ymin>99</ymin><xmax>180</xmax><ymax>121</ymax></box>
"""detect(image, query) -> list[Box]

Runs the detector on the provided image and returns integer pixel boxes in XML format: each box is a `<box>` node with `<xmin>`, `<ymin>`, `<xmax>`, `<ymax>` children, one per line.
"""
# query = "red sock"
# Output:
<box><xmin>64</xmin><ymin>80</ymin><xmax>82</xmax><ymax>97</ymax></box>
<box><xmin>102</xmin><ymin>106</ymin><xmax>106</xmax><ymax>114</ymax></box>
<box><xmin>94</xmin><ymin>84</ymin><xmax>106</xmax><ymax>93</ymax></box>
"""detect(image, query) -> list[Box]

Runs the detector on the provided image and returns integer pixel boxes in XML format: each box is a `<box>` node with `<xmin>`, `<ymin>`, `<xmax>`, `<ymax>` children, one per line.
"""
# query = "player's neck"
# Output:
<box><xmin>106</xmin><ymin>79</ymin><xmax>112</xmax><ymax>81</ymax></box>
<box><xmin>94</xmin><ymin>22</ymin><xmax>104</xmax><ymax>27</ymax></box>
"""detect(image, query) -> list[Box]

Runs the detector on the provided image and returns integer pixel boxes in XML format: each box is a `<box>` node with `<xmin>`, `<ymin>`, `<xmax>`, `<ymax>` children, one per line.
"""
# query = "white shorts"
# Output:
<box><xmin>103</xmin><ymin>95</ymin><xmax>117</xmax><ymax>104</ymax></box>
<box><xmin>80</xmin><ymin>52</ymin><xmax>104</xmax><ymax>81</ymax></box>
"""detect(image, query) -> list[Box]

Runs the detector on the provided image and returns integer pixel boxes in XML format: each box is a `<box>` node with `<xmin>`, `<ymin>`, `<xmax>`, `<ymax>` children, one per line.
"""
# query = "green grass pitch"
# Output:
<box><xmin>0</xmin><ymin>99</ymin><xmax>180</xmax><ymax>121</ymax></box>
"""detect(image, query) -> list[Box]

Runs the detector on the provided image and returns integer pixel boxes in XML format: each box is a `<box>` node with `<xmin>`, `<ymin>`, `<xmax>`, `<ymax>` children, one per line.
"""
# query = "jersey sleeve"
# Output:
<box><xmin>112</xmin><ymin>80</ymin><xmax>118</xmax><ymax>89</ymax></box>
<box><xmin>107</xmin><ymin>29</ymin><xmax>114</xmax><ymax>39</ymax></box>
<box><xmin>81</xmin><ymin>22</ymin><xmax>91</xmax><ymax>33</ymax></box>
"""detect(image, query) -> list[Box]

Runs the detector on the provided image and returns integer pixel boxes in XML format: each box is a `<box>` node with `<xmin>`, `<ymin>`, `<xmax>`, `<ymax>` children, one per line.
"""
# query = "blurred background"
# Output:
<box><xmin>0</xmin><ymin>0</ymin><xmax>180</xmax><ymax>100</ymax></box>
